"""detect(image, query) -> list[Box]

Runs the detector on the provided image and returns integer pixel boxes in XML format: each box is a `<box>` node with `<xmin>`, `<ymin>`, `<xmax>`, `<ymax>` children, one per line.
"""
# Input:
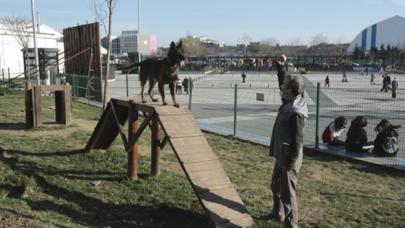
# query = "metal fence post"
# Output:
<box><xmin>126</xmin><ymin>74</ymin><xmax>129</xmax><ymax>97</ymax></box>
<box><xmin>188</xmin><ymin>79</ymin><xmax>193</xmax><ymax>110</ymax></box>
<box><xmin>315</xmin><ymin>82</ymin><xmax>320</xmax><ymax>148</ymax></box>
<box><xmin>7</xmin><ymin>68</ymin><xmax>11</xmax><ymax>87</ymax></box>
<box><xmin>1</xmin><ymin>68</ymin><xmax>4</xmax><ymax>95</ymax></box>
<box><xmin>233</xmin><ymin>84</ymin><xmax>238</xmax><ymax>136</ymax></box>
<box><xmin>72</xmin><ymin>75</ymin><xmax>77</xmax><ymax>98</ymax></box>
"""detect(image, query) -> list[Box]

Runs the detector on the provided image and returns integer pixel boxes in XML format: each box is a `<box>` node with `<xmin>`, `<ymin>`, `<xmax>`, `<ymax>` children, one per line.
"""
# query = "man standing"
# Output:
<box><xmin>241</xmin><ymin>72</ymin><xmax>247</xmax><ymax>83</ymax></box>
<box><xmin>341</xmin><ymin>69</ymin><xmax>348</xmax><ymax>82</ymax></box>
<box><xmin>324</xmin><ymin>75</ymin><xmax>330</xmax><ymax>88</ymax></box>
<box><xmin>276</xmin><ymin>54</ymin><xmax>288</xmax><ymax>89</ymax></box>
<box><xmin>381</xmin><ymin>74</ymin><xmax>388</xmax><ymax>92</ymax></box>
<box><xmin>392</xmin><ymin>77</ymin><xmax>398</xmax><ymax>98</ymax></box>
<box><xmin>386</xmin><ymin>74</ymin><xmax>392</xmax><ymax>91</ymax></box>
<box><xmin>370</xmin><ymin>73</ymin><xmax>375</xmax><ymax>85</ymax></box>
<box><xmin>176</xmin><ymin>78</ymin><xmax>182</xmax><ymax>94</ymax></box>
<box><xmin>268</xmin><ymin>74</ymin><xmax>308</xmax><ymax>228</ymax></box>
<box><xmin>182</xmin><ymin>77</ymin><xmax>189</xmax><ymax>95</ymax></box>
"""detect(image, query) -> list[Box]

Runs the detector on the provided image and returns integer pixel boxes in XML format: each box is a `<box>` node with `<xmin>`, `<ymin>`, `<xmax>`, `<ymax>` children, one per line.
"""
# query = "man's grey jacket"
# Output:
<box><xmin>269</xmin><ymin>95</ymin><xmax>308</xmax><ymax>172</ymax></box>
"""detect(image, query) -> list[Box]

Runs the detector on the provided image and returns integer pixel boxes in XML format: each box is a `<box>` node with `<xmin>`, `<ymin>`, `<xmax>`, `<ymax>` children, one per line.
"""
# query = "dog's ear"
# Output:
<box><xmin>170</xmin><ymin>41</ymin><xmax>176</xmax><ymax>49</ymax></box>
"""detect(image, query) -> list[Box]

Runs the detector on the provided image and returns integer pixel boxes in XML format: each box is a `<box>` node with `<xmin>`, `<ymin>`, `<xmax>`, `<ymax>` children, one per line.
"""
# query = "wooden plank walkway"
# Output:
<box><xmin>157</xmin><ymin>105</ymin><xmax>253</xmax><ymax>227</ymax></box>
<box><xmin>85</xmin><ymin>98</ymin><xmax>253</xmax><ymax>227</ymax></box>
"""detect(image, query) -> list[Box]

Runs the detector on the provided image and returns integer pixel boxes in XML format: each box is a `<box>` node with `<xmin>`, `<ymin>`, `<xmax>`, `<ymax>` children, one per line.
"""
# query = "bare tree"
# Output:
<box><xmin>240</xmin><ymin>33</ymin><xmax>252</xmax><ymax>55</ymax></box>
<box><xmin>181</xmin><ymin>35</ymin><xmax>204</xmax><ymax>56</ymax></box>
<box><xmin>0</xmin><ymin>16</ymin><xmax>32</xmax><ymax>80</ymax></box>
<box><xmin>261</xmin><ymin>37</ymin><xmax>278</xmax><ymax>46</ymax></box>
<box><xmin>310</xmin><ymin>33</ymin><xmax>328</xmax><ymax>46</ymax></box>
<box><xmin>93</xmin><ymin>0</ymin><xmax>117</xmax><ymax>109</ymax></box>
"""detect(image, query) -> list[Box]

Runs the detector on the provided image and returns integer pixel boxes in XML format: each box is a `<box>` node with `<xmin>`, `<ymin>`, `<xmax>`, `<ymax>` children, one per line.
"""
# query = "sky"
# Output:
<box><xmin>0</xmin><ymin>0</ymin><xmax>404</xmax><ymax>47</ymax></box>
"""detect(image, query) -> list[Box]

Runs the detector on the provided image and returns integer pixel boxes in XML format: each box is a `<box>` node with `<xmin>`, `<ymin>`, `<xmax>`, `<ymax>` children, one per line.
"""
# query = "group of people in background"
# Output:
<box><xmin>176</xmin><ymin>77</ymin><xmax>193</xmax><ymax>95</ymax></box>
<box><xmin>380</xmin><ymin>74</ymin><xmax>399</xmax><ymax>98</ymax></box>
<box><xmin>322</xmin><ymin>116</ymin><xmax>400</xmax><ymax>157</ymax></box>
<box><xmin>324</xmin><ymin>71</ymin><xmax>399</xmax><ymax>98</ymax></box>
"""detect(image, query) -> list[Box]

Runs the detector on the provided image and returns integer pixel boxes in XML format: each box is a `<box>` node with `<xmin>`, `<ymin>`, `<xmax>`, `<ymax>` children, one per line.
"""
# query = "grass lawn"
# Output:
<box><xmin>0</xmin><ymin>90</ymin><xmax>404</xmax><ymax>227</ymax></box>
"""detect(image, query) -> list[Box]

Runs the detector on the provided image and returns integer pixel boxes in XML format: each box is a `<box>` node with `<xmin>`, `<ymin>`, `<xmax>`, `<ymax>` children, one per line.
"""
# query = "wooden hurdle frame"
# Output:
<box><xmin>85</xmin><ymin>98</ymin><xmax>167</xmax><ymax>180</ymax></box>
<box><xmin>25</xmin><ymin>82</ymin><xmax>72</xmax><ymax>129</ymax></box>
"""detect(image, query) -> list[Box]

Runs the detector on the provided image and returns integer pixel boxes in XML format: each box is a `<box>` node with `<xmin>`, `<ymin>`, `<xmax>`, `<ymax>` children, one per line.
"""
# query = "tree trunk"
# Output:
<box><xmin>102</xmin><ymin>0</ymin><xmax>113</xmax><ymax>109</ymax></box>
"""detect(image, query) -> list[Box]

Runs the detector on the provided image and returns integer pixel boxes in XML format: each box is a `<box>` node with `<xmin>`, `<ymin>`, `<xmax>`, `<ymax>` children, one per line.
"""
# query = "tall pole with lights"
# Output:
<box><xmin>30</xmin><ymin>0</ymin><xmax>39</xmax><ymax>84</ymax></box>
<box><xmin>137</xmin><ymin>0</ymin><xmax>141</xmax><ymax>63</ymax></box>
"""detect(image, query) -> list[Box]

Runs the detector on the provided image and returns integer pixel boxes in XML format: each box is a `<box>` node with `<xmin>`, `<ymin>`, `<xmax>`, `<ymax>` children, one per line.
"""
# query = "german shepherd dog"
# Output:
<box><xmin>121</xmin><ymin>41</ymin><xmax>185</xmax><ymax>107</ymax></box>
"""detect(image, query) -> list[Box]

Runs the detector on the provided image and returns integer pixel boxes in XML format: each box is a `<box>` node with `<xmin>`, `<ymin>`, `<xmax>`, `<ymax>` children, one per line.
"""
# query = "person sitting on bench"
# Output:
<box><xmin>345</xmin><ymin>116</ymin><xmax>372</xmax><ymax>153</ymax></box>
<box><xmin>372</xmin><ymin>119</ymin><xmax>400</xmax><ymax>157</ymax></box>
<box><xmin>322</xmin><ymin>116</ymin><xmax>347</xmax><ymax>146</ymax></box>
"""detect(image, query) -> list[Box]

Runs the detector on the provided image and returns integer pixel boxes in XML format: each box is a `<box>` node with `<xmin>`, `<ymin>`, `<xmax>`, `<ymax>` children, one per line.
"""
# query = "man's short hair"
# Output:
<box><xmin>286</xmin><ymin>74</ymin><xmax>304</xmax><ymax>96</ymax></box>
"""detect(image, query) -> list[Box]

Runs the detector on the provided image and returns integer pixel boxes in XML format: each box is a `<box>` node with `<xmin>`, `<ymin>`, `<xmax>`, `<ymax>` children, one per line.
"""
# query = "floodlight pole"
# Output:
<box><xmin>137</xmin><ymin>0</ymin><xmax>141</xmax><ymax>63</ymax></box>
<box><xmin>30</xmin><ymin>0</ymin><xmax>39</xmax><ymax>85</ymax></box>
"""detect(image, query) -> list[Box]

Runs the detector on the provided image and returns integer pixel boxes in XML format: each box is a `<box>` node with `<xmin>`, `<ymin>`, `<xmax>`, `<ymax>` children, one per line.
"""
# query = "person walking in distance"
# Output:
<box><xmin>391</xmin><ymin>77</ymin><xmax>398</xmax><ymax>98</ymax></box>
<box><xmin>267</xmin><ymin>74</ymin><xmax>308</xmax><ymax>228</ymax></box>
<box><xmin>176</xmin><ymin>78</ymin><xmax>182</xmax><ymax>94</ymax></box>
<box><xmin>370</xmin><ymin>73</ymin><xmax>375</xmax><ymax>85</ymax></box>
<box><xmin>241</xmin><ymin>72</ymin><xmax>247</xmax><ymax>83</ymax></box>
<box><xmin>182</xmin><ymin>77</ymin><xmax>189</xmax><ymax>95</ymax></box>
<box><xmin>341</xmin><ymin>69</ymin><xmax>348</xmax><ymax>82</ymax></box>
<box><xmin>381</xmin><ymin>74</ymin><xmax>389</xmax><ymax>92</ymax></box>
<box><xmin>324</xmin><ymin>75</ymin><xmax>330</xmax><ymax>88</ymax></box>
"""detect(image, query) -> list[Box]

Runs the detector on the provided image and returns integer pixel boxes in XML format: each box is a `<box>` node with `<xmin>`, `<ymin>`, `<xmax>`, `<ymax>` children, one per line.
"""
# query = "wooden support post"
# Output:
<box><xmin>55</xmin><ymin>91</ymin><xmax>64</xmax><ymax>123</ymax></box>
<box><xmin>128</xmin><ymin>100</ymin><xmax>139</xmax><ymax>180</ymax></box>
<box><xmin>33</xmin><ymin>86</ymin><xmax>42</xmax><ymax>127</ymax></box>
<box><xmin>25</xmin><ymin>82</ymin><xmax>33</xmax><ymax>129</ymax></box>
<box><xmin>151</xmin><ymin>113</ymin><xmax>161</xmax><ymax>176</ymax></box>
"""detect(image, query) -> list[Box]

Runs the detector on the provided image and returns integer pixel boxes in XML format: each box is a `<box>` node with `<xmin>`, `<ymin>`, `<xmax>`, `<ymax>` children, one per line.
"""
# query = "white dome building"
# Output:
<box><xmin>347</xmin><ymin>15</ymin><xmax>405</xmax><ymax>54</ymax></box>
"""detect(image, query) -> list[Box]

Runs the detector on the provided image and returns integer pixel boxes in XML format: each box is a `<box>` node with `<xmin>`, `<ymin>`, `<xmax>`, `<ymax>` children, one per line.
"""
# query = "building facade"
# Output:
<box><xmin>102</xmin><ymin>30</ymin><xmax>158</xmax><ymax>57</ymax></box>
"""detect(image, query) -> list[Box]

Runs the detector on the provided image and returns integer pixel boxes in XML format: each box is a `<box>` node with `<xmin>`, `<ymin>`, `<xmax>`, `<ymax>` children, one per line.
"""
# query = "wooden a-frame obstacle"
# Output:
<box><xmin>85</xmin><ymin>97</ymin><xmax>253</xmax><ymax>228</ymax></box>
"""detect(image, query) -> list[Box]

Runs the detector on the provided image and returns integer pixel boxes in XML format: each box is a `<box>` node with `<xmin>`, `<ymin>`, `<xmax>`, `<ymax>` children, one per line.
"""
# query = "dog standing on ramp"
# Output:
<box><xmin>123</xmin><ymin>41</ymin><xmax>185</xmax><ymax>107</ymax></box>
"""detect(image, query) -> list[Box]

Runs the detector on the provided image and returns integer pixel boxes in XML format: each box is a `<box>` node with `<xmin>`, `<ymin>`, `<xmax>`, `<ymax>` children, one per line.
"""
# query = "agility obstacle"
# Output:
<box><xmin>25</xmin><ymin>82</ymin><xmax>72</xmax><ymax>129</ymax></box>
<box><xmin>85</xmin><ymin>97</ymin><xmax>253</xmax><ymax>227</ymax></box>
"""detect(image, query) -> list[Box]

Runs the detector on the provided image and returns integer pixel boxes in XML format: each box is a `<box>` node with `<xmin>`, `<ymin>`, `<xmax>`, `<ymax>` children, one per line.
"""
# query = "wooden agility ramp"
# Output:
<box><xmin>85</xmin><ymin>97</ymin><xmax>253</xmax><ymax>228</ymax></box>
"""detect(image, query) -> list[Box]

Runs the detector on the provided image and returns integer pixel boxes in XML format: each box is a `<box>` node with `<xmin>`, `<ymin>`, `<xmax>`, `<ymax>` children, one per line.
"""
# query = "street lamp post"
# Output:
<box><xmin>137</xmin><ymin>0</ymin><xmax>141</xmax><ymax>63</ymax></box>
<box><xmin>30</xmin><ymin>0</ymin><xmax>39</xmax><ymax>85</ymax></box>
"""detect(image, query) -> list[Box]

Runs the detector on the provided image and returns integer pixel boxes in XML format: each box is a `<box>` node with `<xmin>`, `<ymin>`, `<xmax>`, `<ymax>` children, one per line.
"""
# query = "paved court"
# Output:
<box><xmin>107</xmin><ymin>71</ymin><xmax>405</xmax><ymax>165</ymax></box>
